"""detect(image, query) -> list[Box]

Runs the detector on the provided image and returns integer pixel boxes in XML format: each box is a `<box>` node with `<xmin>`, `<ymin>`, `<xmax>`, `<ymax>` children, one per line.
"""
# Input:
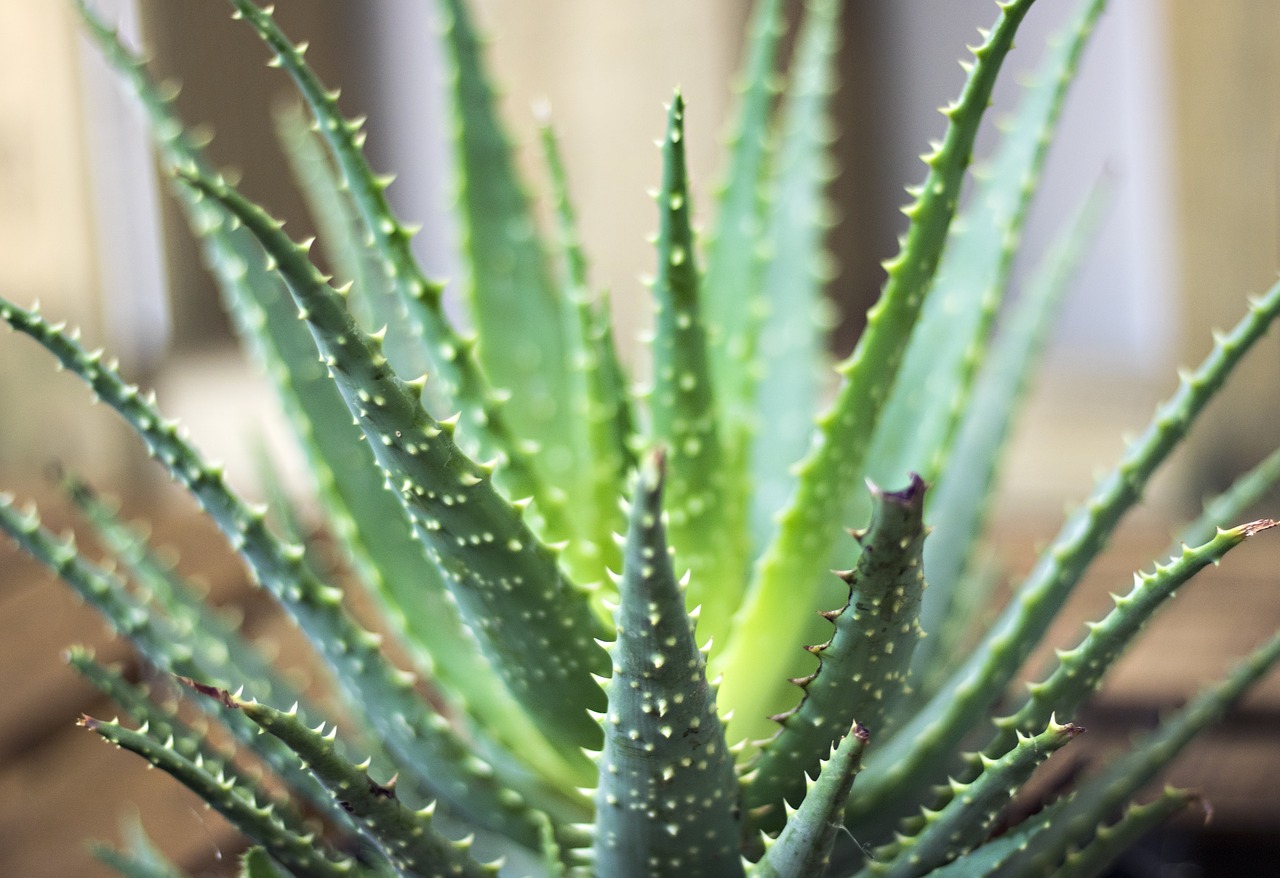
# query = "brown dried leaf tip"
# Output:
<box><xmin>177</xmin><ymin>675</ymin><xmax>239</xmax><ymax>709</ymax></box>
<box><xmin>1242</xmin><ymin>518</ymin><xmax>1277</xmax><ymax>538</ymax></box>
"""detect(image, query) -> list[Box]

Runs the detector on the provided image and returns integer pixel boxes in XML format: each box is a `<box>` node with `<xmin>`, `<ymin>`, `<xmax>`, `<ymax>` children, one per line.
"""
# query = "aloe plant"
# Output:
<box><xmin>3</xmin><ymin>0</ymin><xmax>1278</xmax><ymax>875</ymax></box>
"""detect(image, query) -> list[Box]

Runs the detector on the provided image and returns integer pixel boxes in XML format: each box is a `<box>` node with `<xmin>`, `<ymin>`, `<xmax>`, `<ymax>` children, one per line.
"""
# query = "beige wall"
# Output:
<box><xmin>1166</xmin><ymin>2</ymin><xmax>1280</xmax><ymax>500</ymax></box>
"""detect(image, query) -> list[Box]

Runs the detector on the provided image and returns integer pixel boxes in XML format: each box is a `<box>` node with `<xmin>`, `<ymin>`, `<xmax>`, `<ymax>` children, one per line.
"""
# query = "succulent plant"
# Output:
<box><xmin>4</xmin><ymin>0</ymin><xmax>1280</xmax><ymax>875</ymax></box>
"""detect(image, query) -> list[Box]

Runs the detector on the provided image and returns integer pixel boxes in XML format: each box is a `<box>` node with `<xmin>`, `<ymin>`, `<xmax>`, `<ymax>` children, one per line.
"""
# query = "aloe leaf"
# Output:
<box><xmin>647</xmin><ymin>93</ymin><xmax>744</xmax><ymax>649</ymax></box>
<box><xmin>995</xmin><ymin>628</ymin><xmax>1280</xmax><ymax>875</ymax></box>
<box><xmin>67</xmin><ymin>650</ymin><xmax>280</xmax><ymax>807</ymax></box>
<box><xmin>751</xmin><ymin>723</ymin><xmax>870</xmax><ymax>878</ymax></box>
<box><xmin>703</xmin><ymin>0</ymin><xmax>786</xmax><ymax>438</ymax></box>
<box><xmin>73</xmin><ymin>1</ymin><xmax>552</xmax><ymax>777</ymax></box>
<box><xmin>743</xmin><ymin>476</ymin><xmax>927</xmax><ymax>832</ymax></box>
<box><xmin>865</xmin><ymin>0</ymin><xmax>1107</xmax><ymax>494</ymax></box>
<box><xmin>847</xmin><ymin>277</ymin><xmax>1280</xmax><ymax>829</ymax></box>
<box><xmin>537</xmin><ymin>115</ymin><xmax>636</xmax><ymax>584</ymax></box>
<box><xmin>60</xmin><ymin>475</ymin><xmax>302</xmax><ymax>707</ymax></box>
<box><xmin>1177</xmin><ymin>444</ymin><xmax>1280</xmax><ymax>547</ymax></box>
<box><xmin>911</xmin><ymin>181</ymin><xmax>1109</xmax><ymax>684</ymax></box>
<box><xmin>239</xmin><ymin>847</ymin><xmax>292</xmax><ymax>878</ymax></box>
<box><xmin>1049</xmin><ymin>788</ymin><xmax>1201</xmax><ymax>878</ymax></box>
<box><xmin>748</xmin><ymin>0</ymin><xmax>842</xmax><ymax>557</ymax></box>
<box><xmin>0</xmin><ymin>490</ymin><xmax>349</xmax><ymax>824</ymax></box>
<box><xmin>716</xmin><ymin>0</ymin><xmax>1040</xmax><ymax>744</ymax></box>
<box><xmin>174</xmin><ymin>169</ymin><xmax>609</xmax><ymax>751</ymax></box>
<box><xmin>79</xmin><ymin>715</ymin><xmax>355</xmax><ymax>877</ymax></box>
<box><xmin>191</xmin><ymin>683</ymin><xmax>498</xmax><ymax>878</ymax></box>
<box><xmin>433</xmin><ymin>0</ymin><xmax>578</xmax><ymax>494</ymax></box>
<box><xmin>223</xmin><ymin>0</ymin><xmax>571</xmax><ymax>546</ymax></box>
<box><xmin>273</xmin><ymin>101</ymin><xmax>423</xmax><ymax>377</ymax></box>
<box><xmin>915</xmin><ymin>806</ymin><xmax>1055</xmax><ymax>878</ymax></box>
<box><xmin>0</xmin><ymin>301</ymin><xmax>559</xmax><ymax>847</ymax></box>
<box><xmin>987</xmin><ymin>519</ymin><xmax>1274</xmax><ymax>755</ymax></box>
<box><xmin>857</xmin><ymin>719</ymin><xmax>1084</xmax><ymax>878</ymax></box>
<box><xmin>593</xmin><ymin>453</ymin><xmax>744</xmax><ymax>878</ymax></box>
<box><xmin>91</xmin><ymin>817</ymin><xmax>190</xmax><ymax>878</ymax></box>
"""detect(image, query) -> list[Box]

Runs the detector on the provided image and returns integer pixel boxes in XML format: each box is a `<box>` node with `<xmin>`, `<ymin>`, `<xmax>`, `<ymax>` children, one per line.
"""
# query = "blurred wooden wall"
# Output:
<box><xmin>1166</xmin><ymin>2</ymin><xmax>1280</xmax><ymax>502</ymax></box>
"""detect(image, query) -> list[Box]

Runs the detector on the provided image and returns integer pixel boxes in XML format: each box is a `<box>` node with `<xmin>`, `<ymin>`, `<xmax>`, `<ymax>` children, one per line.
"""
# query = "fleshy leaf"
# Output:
<box><xmin>864</xmin><ymin>0</ymin><xmax>1107</xmax><ymax>494</ymax></box>
<box><xmin>173</xmin><ymin>168</ymin><xmax>609</xmax><ymax>753</ymax></box>
<box><xmin>716</xmin><ymin>0</ymin><xmax>1040</xmax><ymax>746</ymax></box>
<box><xmin>994</xmin><ymin>628</ymin><xmax>1280</xmax><ymax>875</ymax></box>
<box><xmin>647</xmin><ymin>92</ymin><xmax>743</xmax><ymax>649</ymax></box>
<box><xmin>743</xmin><ymin>476</ymin><xmax>927</xmax><ymax>832</ymax></box>
<box><xmin>192</xmin><ymin>684</ymin><xmax>500</xmax><ymax>878</ymax></box>
<box><xmin>0</xmin><ymin>300</ymin><xmax>558</xmax><ymax>846</ymax></box>
<box><xmin>593</xmin><ymin>452</ymin><xmax>744</xmax><ymax>878</ymax></box>
<box><xmin>847</xmin><ymin>276</ymin><xmax>1280</xmax><ymax>830</ymax></box>
<box><xmin>78</xmin><ymin>715</ymin><xmax>355</xmax><ymax>878</ymax></box>
<box><xmin>751</xmin><ymin>722</ymin><xmax>870</xmax><ymax>878</ymax></box>
<box><xmin>910</xmin><ymin>180</ymin><xmax>1109</xmax><ymax>688</ymax></box>
<box><xmin>858</xmin><ymin>719</ymin><xmax>1084</xmax><ymax>878</ymax></box>
<box><xmin>435</xmin><ymin>0</ymin><xmax>579</xmax><ymax>498</ymax></box>
<box><xmin>72</xmin><ymin>0</ymin><xmax>559</xmax><ymax>783</ymax></box>
<box><xmin>748</xmin><ymin>0</ymin><xmax>842</xmax><ymax>557</ymax></box>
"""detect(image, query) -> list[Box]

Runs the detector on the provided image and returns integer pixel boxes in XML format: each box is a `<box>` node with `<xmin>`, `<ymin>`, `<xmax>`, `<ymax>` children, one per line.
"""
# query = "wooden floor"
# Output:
<box><xmin>1</xmin><ymin>491</ymin><xmax>1278</xmax><ymax>877</ymax></box>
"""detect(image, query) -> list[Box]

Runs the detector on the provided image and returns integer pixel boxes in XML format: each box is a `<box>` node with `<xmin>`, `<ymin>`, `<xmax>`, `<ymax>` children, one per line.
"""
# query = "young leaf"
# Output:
<box><xmin>647</xmin><ymin>92</ymin><xmax>743</xmax><ymax>649</ymax></box>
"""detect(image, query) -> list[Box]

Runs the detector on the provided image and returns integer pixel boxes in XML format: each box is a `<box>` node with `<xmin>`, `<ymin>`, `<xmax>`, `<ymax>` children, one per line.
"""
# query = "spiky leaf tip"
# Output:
<box><xmin>594</xmin><ymin>451</ymin><xmax>744</xmax><ymax>878</ymax></box>
<box><xmin>743</xmin><ymin>476</ymin><xmax>927</xmax><ymax>833</ymax></box>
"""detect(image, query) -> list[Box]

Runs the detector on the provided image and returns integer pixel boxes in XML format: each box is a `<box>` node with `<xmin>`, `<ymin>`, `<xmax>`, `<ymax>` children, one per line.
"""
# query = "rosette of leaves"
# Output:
<box><xmin>3</xmin><ymin>0</ymin><xmax>1279</xmax><ymax>876</ymax></box>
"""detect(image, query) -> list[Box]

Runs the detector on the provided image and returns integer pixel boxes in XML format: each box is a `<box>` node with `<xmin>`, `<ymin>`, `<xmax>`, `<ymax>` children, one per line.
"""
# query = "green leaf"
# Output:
<box><xmin>647</xmin><ymin>92</ymin><xmax>744</xmax><ymax>650</ymax></box>
<box><xmin>593</xmin><ymin>453</ymin><xmax>744</xmax><ymax>878</ymax></box>
<box><xmin>434</xmin><ymin>0</ymin><xmax>578</xmax><ymax>497</ymax></box>
<box><xmin>537</xmin><ymin>115</ymin><xmax>637</xmax><ymax>586</ymax></box>
<box><xmin>994</xmin><ymin>628</ymin><xmax>1280</xmax><ymax>875</ymax></box>
<box><xmin>238</xmin><ymin>847</ymin><xmax>292</xmax><ymax>878</ymax></box>
<box><xmin>716</xmin><ymin>0</ymin><xmax>1040</xmax><ymax>747</ymax></box>
<box><xmin>79</xmin><ymin>715</ymin><xmax>355</xmax><ymax>878</ymax></box>
<box><xmin>0</xmin><ymin>300</ymin><xmax>559</xmax><ymax>847</ymax></box>
<box><xmin>743</xmin><ymin>477</ymin><xmax>927</xmax><ymax>833</ymax></box>
<box><xmin>194</xmin><ymin>685</ymin><xmax>499</xmax><ymax>878</ymax></box>
<box><xmin>703</xmin><ymin>0</ymin><xmax>786</xmax><ymax>440</ymax></box>
<box><xmin>174</xmin><ymin>168</ymin><xmax>609</xmax><ymax>755</ymax></box>
<box><xmin>864</xmin><ymin>0</ymin><xmax>1107</xmax><ymax>494</ymax></box>
<box><xmin>847</xmin><ymin>276</ymin><xmax>1280</xmax><ymax>831</ymax></box>
<box><xmin>92</xmin><ymin>815</ymin><xmax>190</xmax><ymax>878</ymax></box>
<box><xmin>224</xmin><ymin>0</ymin><xmax>572</xmax><ymax>549</ymax></box>
<box><xmin>272</xmin><ymin>101</ymin><xmax>424</xmax><ymax>378</ymax></box>
<box><xmin>751</xmin><ymin>723</ymin><xmax>870</xmax><ymax>878</ymax></box>
<box><xmin>73</xmin><ymin>0</ymin><xmax>561</xmax><ymax>785</ymax></box>
<box><xmin>748</xmin><ymin>0</ymin><xmax>842</xmax><ymax>558</ymax></box>
<box><xmin>909</xmin><ymin>180</ymin><xmax>1110</xmax><ymax>689</ymax></box>
<box><xmin>1048</xmin><ymin>788</ymin><xmax>1201</xmax><ymax>878</ymax></box>
<box><xmin>858</xmin><ymin>719</ymin><xmax>1084</xmax><ymax>878</ymax></box>
<box><xmin>987</xmin><ymin>519</ymin><xmax>1274</xmax><ymax>754</ymax></box>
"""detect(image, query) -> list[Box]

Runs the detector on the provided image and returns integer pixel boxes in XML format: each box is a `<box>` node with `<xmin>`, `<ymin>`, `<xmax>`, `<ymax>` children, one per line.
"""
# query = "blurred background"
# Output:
<box><xmin>1</xmin><ymin>1</ymin><xmax>1278</xmax><ymax>875</ymax></box>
